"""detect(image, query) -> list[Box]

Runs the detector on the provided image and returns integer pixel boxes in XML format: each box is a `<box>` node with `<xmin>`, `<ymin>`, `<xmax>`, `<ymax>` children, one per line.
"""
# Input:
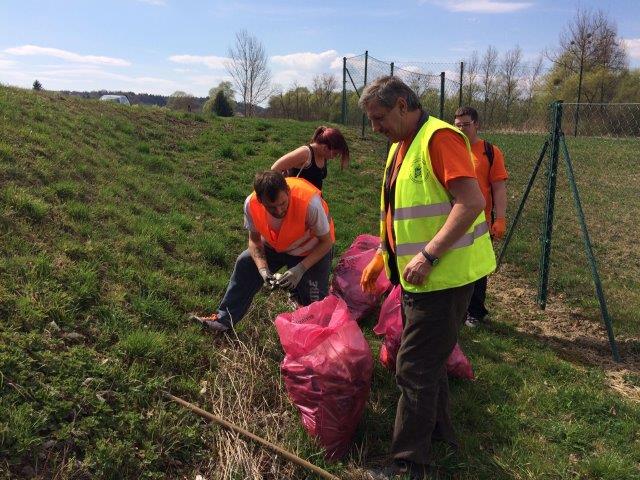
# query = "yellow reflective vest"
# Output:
<box><xmin>380</xmin><ymin>115</ymin><xmax>496</xmax><ymax>293</ymax></box>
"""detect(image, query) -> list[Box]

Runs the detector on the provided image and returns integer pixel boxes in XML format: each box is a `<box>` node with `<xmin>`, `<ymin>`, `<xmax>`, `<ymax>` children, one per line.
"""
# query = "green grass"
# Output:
<box><xmin>487</xmin><ymin>132</ymin><xmax>640</xmax><ymax>337</ymax></box>
<box><xmin>0</xmin><ymin>86</ymin><xmax>638</xmax><ymax>479</ymax></box>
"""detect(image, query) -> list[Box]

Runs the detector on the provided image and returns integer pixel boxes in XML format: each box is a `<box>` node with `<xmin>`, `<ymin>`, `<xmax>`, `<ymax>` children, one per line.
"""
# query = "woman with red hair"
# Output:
<box><xmin>271</xmin><ymin>126</ymin><xmax>350</xmax><ymax>191</ymax></box>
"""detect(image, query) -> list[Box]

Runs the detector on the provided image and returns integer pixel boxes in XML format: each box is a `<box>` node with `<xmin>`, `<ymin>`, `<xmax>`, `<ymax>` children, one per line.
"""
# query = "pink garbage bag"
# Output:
<box><xmin>373</xmin><ymin>285</ymin><xmax>475</xmax><ymax>380</ymax></box>
<box><xmin>446</xmin><ymin>343</ymin><xmax>475</xmax><ymax>380</ymax></box>
<box><xmin>331</xmin><ymin>234</ymin><xmax>391</xmax><ymax>321</ymax></box>
<box><xmin>275</xmin><ymin>295</ymin><xmax>373</xmax><ymax>459</ymax></box>
<box><xmin>373</xmin><ymin>285</ymin><xmax>403</xmax><ymax>371</ymax></box>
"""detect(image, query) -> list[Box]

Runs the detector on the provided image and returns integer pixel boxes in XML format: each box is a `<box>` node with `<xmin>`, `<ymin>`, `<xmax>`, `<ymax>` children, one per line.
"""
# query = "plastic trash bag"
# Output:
<box><xmin>275</xmin><ymin>295</ymin><xmax>373</xmax><ymax>459</ymax></box>
<box><xmin>373</xmin><ymin>284</ymin><xmax>403</xmax><ymax>371</ymax></box>
<box><xmin>331</xmin><ymin>234</ymin><xmax>391</xmax><ymax>321</ymax></box>
<box><xmin>445</xmin><ymin>343</ymin><xmax>475</xmax><ymax>380</ymax></box>
<box><xmin>373</xmin><ymin>286</ymin><xmax>475</xmax><ymax>380</ymax></box>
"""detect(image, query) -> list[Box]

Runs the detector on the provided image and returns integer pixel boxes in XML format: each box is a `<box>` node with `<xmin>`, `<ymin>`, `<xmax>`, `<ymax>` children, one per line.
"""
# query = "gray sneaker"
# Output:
<box><xmin>189</xmin><ymin>313</ymin><xmax>230</xmax><ymax>332</ymax></box>
<box><xmin>465</xmin><ymin>314</ymin><xmax>480</xmax><ymax>328</ymax></box>
<box><xmin>364</xmin><ymin>460</ymin><xmax>432</xmax><ymax>480</ymax></box>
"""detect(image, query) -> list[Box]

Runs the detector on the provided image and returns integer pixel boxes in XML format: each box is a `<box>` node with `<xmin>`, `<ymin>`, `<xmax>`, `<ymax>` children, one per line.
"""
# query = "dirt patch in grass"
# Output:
<box><xmin>492</xmin><ymin>263</ymin><xmax>640</xmax><ymax>402</ymax></box>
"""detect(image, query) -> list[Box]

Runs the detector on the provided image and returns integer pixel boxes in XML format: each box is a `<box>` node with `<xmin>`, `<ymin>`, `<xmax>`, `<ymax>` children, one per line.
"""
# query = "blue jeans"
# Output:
<box><xmin>216</xmin><ymin>245</ymin><xmax>332</xmax><ymax>328</ymax></box>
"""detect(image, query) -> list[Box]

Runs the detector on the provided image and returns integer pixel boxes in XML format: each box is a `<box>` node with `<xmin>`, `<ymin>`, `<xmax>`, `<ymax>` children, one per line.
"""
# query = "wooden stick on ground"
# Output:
<box><xmin>162</xmin><ymin>392</ymin><xmax>341</xmax><ymax>480</ymax></box>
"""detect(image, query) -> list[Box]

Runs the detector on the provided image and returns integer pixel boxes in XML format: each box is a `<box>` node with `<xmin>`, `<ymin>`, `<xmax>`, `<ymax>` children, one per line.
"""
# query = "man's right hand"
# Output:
<box><xmin>259</xmin><ymin>268</ymin><xmax>276</xmax><ymax>289</ymax></box>
<box><xmin>360</xmin><ymin>252</ymin><xmax>385</xmax><ymax>294</ymax></box>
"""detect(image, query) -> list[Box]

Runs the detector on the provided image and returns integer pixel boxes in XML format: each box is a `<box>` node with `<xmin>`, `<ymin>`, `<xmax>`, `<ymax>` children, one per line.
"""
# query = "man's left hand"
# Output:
<box><xmin>491</xmin><ymin>217</ymin><xmax>506</xmax><ymax>240</ymax></box>
<box><xmin>277</xmin><ymin>262</ymin><xmax>307</xmax><ymax>289</ymax></box>
<box><xmin>402</xmin><ymin>253</ymin><xmax>432</xmax><ymax>285</ymax></box>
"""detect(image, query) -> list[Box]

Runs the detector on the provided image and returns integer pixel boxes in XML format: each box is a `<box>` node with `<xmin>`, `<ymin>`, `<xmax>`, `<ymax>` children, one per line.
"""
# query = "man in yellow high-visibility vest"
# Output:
<box><xmin>359</xmin><ymin>76</ymin><xmax>496</xmax><ymax>479</ymax></box>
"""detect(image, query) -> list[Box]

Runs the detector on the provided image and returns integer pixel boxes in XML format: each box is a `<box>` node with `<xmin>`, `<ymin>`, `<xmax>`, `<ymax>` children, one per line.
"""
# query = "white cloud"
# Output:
<box><xmin>4</xmin><ymin>45</ymin><xmax>131</xmax><ymax>66</ymax></box>
<box><xmin>427</xmin><ymin>0</ymin><xmax>533</xmax><ymax>13</ymax></box>
<box><xmin>137</xmin><ymin>0</ymin><xmax>166</xmax><ymax>5</ymax></box>
<box><xmin>271</xmin><ymin>50</ymin><xmax>341</xmax><ymax>71</ymax></box>
<box><xmin>622</xmin><ymin>38</ymin><xmax>640</xmax><ymax>60</ymax></box>
<box><xmin>168</xmin><ymin>54</ymin><xmax>228</xmax><ymax>69</ymax></box>
<box><xmin>36</xmin><ymin>66</ymin><xmax>173</xmax><ymax>85</ymax></box>
<box><xmin>0</xmin><ymin>54</ymin><xmax>16</xmax><ymax>69</ymax></box>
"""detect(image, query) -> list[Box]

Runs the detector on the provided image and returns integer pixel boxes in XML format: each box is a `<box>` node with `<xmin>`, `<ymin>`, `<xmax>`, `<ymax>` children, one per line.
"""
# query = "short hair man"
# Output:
<box><xmin>359</xmin><ymin>76</ymin><xmax>495</xmax><ymax>478</ymax></box>
<box><xmin>191</xmin><ymin>171</ymin><xmax>334</xmax><ymax>331</ymax></box>
<box><xmin>454</xmin><ymin>106</ymin><xmax>509</xmax><ymax>327</ymax></box>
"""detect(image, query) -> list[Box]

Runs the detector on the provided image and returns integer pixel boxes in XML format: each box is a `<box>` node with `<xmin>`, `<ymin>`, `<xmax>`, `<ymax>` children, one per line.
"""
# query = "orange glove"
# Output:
<box><xmin>491</xmin><ymin>217</ymin><xmax>506</xmax><ymax>240</ymax></box>
<box><xmin>360</xmin><ymin>251</ymin><xmax>385</xmax><ymax>294</ymax></box>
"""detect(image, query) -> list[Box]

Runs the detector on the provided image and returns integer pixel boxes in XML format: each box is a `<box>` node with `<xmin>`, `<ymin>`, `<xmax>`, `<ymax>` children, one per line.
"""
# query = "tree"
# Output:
<box><xmin>167</xmin><ymin>91</ymin><xmax>196</xmax><ymax>111</ymax></box>
<box><xmin>480</xmin><ymin>46</ymin><xmax>499</xmax><ymax>123</ymax></box>
<box><xmin>463</xmin><ymin>51</ymin><xmax>480</xmax><ymax>106</ymax></box>
<box><xmin>312</xmin><ymin>74</ymin><xmax>338</xmax><ymax>120</ymax></box>
<box><xmin>32</xmin><ymin>79</ymin><xmax>43</xmax><ymax>91</ymax></box>
<box><xmin>208</xmin><ymin>81</ymin><xmax>236</xmax><ymax>110</ymax></box>
<box><xmin>545</xmin><ymin>9</ymin><xmax>628</xmax><ymax>103</ymax></box>
<box><xmin>212</xmin><ymin>90</ymin><xmax>234</xmax><ymax>116</ymax></box>
<box><xmin>499</xmin><ymin>46</ymin><xmax>523</xmax><ymax>122</ymax></box>
<box><xmin>225</xmin><ymin>30</ymin><xmax>272</xmax><ymax>117</ymax></box>
<box><xmin>524</xmin><ymin>55</ymin><xmax>545</xmax><ymax>104</ymax></box>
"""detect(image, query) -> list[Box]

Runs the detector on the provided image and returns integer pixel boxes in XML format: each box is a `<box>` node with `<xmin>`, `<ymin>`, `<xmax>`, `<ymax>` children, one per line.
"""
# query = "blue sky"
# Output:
<box><xmin>1</xmin><ymin>0</ymin><xmax>638</xmax><ymax>97</ymax></box>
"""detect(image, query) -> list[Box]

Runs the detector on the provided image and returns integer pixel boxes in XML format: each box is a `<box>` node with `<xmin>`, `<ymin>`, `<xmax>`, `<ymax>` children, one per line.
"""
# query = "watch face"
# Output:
<box><xmin>432</xmin><ymin>257</ymin><xmax>440</xmax><ymax>266</ymax></box>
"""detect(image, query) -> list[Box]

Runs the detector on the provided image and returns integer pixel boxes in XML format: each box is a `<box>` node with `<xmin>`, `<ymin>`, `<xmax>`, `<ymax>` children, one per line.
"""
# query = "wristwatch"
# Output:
<box><xmin>421</xmin><ymin>248</ymin><xmax>440</xmax><ymax>266</ymax></box>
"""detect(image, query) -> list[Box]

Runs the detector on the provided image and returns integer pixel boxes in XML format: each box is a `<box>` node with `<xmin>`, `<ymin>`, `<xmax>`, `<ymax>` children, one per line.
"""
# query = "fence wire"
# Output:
<box><xmin>561</xmin><ymin>102</ymin><xmax>640</xmax><ymax>138</ymax></box>
<box><xmin>499</xmin><ymin>102</ymin><xmax>640</xmax><ymax>353</ymax></box>
<box><xmin>343</xmin><ymin>53</ymin><xmax>463</xmax><ymax>132</ymax></box>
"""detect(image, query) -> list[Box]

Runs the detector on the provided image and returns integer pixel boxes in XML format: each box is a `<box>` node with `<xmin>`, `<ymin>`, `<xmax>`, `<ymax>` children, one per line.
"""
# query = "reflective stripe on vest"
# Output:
<box><xmin>379</xmin><ymin>115</ymin><xmax>496</xmax><ymax>293</ymax></box>
<box><xmin>395</xmin><ymin>221</ymin><xmax>489</xmax><ymax>256</ymax></box>
<box><xmin>248</xmin><ymin>177</ymin><xmax>335</xmax><ymax>256</ymax></box>
<box><xmin>380</xmin><ymin>201</ymin><xmax>453</xmax><ymax>221</ymax></box>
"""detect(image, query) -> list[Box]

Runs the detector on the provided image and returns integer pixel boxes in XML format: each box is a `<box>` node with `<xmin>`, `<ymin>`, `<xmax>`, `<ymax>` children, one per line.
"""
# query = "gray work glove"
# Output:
<box><xmin>277</xmin><ymin>263</ymin><xmax>307</xmax><ymax>290</ymax></box>
<box><xmin>259</xmin><ymin>268</ymin><xmax>276</xmax><ymax>289</ymax></box>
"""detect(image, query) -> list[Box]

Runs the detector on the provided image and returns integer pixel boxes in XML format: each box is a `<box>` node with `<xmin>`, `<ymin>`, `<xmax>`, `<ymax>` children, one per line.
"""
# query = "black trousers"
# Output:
<box><xmin>391</xmin><ymin>283</ymin><xmax>474</xmax><ymax>465</ymax></box>
<box><xmin>467</xmin><ymin>275</ymin><xmax>489</xmax><ymax>320</ymax></box>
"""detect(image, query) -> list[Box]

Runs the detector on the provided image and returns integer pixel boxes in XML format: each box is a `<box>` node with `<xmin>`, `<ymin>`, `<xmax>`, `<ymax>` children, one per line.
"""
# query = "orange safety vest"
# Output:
<box><xmin>248</xmin><ymin>177</ymin><xmax>335</xmax><ymax>256</ymax></box>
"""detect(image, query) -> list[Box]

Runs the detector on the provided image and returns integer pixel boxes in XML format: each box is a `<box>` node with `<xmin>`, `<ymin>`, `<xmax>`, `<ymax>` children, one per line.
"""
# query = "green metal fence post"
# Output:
<box><xmin>341</xmin><ymin>57</ymin><xmax>347</xmax><ymax>125</ymax></box>
<box><xmin>497</xmin><ymin>139</ymin><xmax>549</xmax><ymax>269</ymax></box>
<box><xmin>538</xmin><ymin>100</ymin><xmax>563</xmax><ymax>309</ymax></box>
<box><xmin>361</xmin><ymin>50</ymin><xmax>368</xmax><ymax>139</ymax></box>
<box><xmin>459</xmin><ymin>61</ymin><xmax>464</xmax><ymax>107</ymax></box>
<box><xmin>439</xmin><ymin>71</ymin><xmax>445</xmax><ymax>119</ymax></box>
<box><xmin>559</xmin><ymin>134</ymin><xmax>621</xmax><ymax>361</ymax></box>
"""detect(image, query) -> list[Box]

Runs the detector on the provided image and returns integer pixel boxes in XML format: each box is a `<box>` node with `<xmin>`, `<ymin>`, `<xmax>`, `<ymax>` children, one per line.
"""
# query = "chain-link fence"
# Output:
<box><xmin>499</xmin><ymin>101</ymin><xmax>640</xmax><ymax>360</ymax></box>
<box><xmin>341</xmin><ymin>52</ymin><xmax>463</xmax><ymax>136</ymax></box>
<box><xmin>561</xmin><ymin>102</ymin><xmax>640</xmax><ymax>138</ymax></box>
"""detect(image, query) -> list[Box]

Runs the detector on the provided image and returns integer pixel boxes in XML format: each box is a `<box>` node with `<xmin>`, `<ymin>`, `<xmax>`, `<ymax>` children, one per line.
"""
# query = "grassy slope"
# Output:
<box><xmin>0</xmin><ymin>87</ymin><xmax>638</xmax><ymax>479</ymax></box>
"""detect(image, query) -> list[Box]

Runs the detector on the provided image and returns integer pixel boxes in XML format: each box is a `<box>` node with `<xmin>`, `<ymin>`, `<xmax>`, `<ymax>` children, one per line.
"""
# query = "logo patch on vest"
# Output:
<box><xmin>410</xmin><ymin>158</ymin><xmax>427</xmax><ymax>183</ymax></box>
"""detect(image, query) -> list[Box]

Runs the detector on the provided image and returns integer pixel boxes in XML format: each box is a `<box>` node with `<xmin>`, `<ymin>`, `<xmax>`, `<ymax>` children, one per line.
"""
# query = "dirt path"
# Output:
<box><xmin>491</xmin><ymin>263</ymin><xmax>640</xmax><ymax>402</ymax></box>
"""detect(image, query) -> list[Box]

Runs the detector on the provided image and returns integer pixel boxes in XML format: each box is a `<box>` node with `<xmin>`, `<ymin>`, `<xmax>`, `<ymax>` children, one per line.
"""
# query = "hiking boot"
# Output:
<box><xmin>189</xmin><ymin>313</ymin><xmax>230</xmax><ymax>332</ymax></box>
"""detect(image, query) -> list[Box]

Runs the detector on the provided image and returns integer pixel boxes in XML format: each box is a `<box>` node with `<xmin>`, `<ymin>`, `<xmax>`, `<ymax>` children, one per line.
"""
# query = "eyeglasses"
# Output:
<box><xmin>454</xmin><ymin>121</ymin><xmax>474</xmax><ymax>128</ymax></box>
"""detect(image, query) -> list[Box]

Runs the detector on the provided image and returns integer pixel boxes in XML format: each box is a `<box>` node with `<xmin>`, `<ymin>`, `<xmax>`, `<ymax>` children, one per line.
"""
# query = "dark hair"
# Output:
<box><xmin>454</xmin><ymin>106</ymin><xmax>479</xmax><ymax>123</ymax></box>
<box><xmin>254</xmin><ymin>170</ymin><xmax>289</xmax><ymax>203</ymax></box>
<box><xmin>311</xmin><ymin>126</ymin><xmax>350</xmax><ymax>169</ymax></box>
<box><xmin>358</xmin><ymin>75</ymin><xmax>421</xmax><ymax>111</ymax></box>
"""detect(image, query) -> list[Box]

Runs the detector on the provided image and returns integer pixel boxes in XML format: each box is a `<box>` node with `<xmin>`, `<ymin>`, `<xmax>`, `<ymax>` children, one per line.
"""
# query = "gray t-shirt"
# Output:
<box><xmin>244</xmin><ymin>194</ymin><xmax>330</xmax><ymax>255</ymax></box>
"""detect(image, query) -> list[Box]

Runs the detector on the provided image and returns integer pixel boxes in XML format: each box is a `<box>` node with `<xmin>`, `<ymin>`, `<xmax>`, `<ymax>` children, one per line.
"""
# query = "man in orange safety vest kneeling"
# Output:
<box><xmin>191</xmin><ymin>170</ymin><xmax>335</xmax><ymax>332</ymax></box>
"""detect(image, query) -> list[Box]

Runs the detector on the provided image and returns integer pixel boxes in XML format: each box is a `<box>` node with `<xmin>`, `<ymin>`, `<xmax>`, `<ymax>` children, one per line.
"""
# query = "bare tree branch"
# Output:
<box><xmin>225</xmin><ymin>30</ymin><xmax>272</xmax><ymax>117</ymax></box>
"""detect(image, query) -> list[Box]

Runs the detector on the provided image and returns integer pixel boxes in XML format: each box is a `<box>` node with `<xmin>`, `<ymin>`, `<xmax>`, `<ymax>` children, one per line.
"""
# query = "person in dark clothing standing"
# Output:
<box><xmin>271</xmin><ymin>126</ymin><xmax>350</xmax><ymax>191</ymax></box>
